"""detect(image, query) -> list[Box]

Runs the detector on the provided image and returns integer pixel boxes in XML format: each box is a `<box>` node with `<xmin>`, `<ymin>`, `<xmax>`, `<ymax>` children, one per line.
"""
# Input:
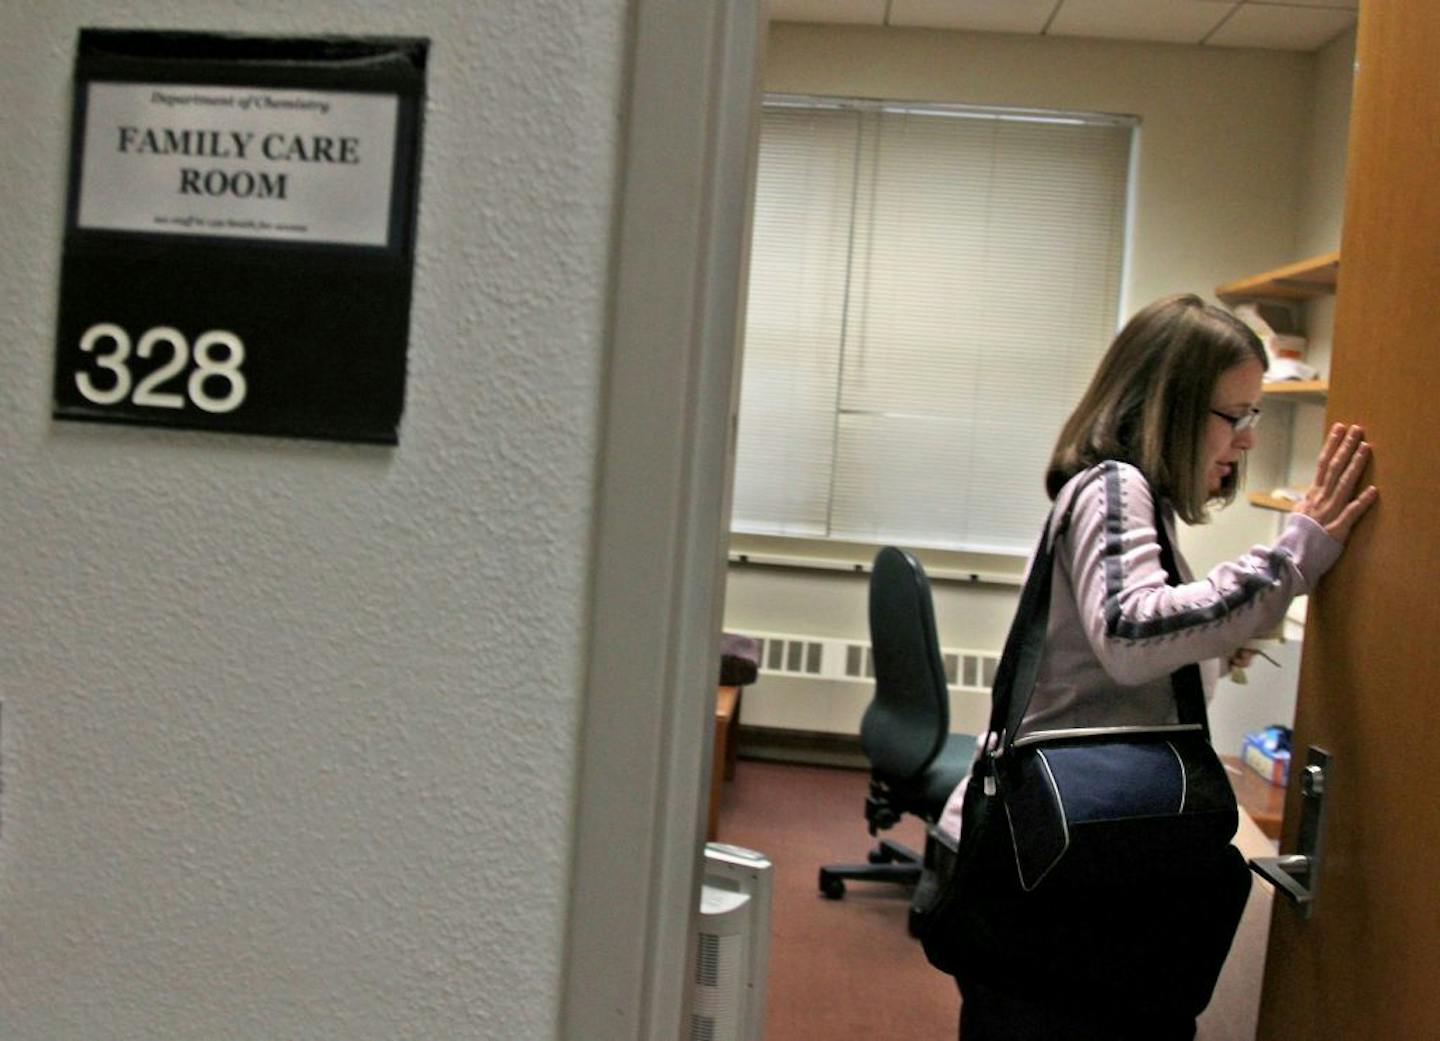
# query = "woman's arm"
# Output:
<box><xmin>1063</xmin><ymin>461</ymin><xmax>1341</xmax><ymax>686</ymax></box>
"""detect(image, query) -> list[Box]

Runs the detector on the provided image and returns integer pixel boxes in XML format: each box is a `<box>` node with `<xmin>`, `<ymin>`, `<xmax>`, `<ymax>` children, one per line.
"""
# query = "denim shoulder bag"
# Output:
<box><xmin>976</xmin><ymin>481</ymin><xmax>1240</xmax><ymax>893</ymax></box>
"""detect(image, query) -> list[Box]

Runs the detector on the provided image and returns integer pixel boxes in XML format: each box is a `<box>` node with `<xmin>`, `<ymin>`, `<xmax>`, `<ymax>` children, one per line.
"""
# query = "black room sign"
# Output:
<box><xmin>53</xmin><ymin>30</ymin><xmax>428</xmax><ymax>444</ymax></box>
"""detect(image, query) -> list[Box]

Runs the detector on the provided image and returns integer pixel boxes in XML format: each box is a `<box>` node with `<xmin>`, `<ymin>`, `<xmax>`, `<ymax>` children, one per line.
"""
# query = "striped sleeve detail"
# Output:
<box><xmin>1099</xmin><ymin>461</ymin><xmax>1289</xmax><ymax>641</ymax></box>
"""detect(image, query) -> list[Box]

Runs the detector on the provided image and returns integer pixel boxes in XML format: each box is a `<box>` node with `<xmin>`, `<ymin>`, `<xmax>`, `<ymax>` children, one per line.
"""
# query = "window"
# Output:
<box><xmin>732</xmin><ymin>97</ymin><xmax>1134</xmax><ymax>555</ymax></box>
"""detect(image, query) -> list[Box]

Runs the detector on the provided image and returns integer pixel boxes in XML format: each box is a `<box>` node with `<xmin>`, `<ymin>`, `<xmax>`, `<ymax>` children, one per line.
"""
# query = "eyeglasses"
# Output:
<box><xmin>1209</xmin><ymin>408</ymin><xmax>1262</xmax><ymax>433</ymax></box>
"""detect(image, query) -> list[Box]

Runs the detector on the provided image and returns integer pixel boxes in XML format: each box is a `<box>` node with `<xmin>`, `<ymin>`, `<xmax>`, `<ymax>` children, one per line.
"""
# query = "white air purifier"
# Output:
<box><xmin>689</xmin><ymin>842</ymin><xmax>773</xmax><ymax>1041</ymax></box>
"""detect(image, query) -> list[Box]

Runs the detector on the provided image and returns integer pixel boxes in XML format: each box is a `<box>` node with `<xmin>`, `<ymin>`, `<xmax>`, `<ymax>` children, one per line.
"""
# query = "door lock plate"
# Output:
<box><xmin>1249</xmin><ymin>746</ymin><xmax>1330</xmax><ymax>918</ymax></box>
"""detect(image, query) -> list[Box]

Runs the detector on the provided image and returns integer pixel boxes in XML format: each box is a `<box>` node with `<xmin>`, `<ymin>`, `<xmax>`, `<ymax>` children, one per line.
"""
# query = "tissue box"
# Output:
<box><xmin>1241</xmin><ymin>730</ymin><xmax>1291</xmax><ymax>787</ymax></box>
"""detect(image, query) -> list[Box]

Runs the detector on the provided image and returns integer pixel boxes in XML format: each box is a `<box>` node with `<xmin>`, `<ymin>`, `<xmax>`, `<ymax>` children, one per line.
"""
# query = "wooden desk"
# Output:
<box><xmin>707</xmin><ymin>685</ymin><xmax>741</xmax><ymax>841</ymax></box>
<box><xmin>1223</xmin><ymin>755</ymin><xmax>1285</xmax><ymax>841</ymax></box>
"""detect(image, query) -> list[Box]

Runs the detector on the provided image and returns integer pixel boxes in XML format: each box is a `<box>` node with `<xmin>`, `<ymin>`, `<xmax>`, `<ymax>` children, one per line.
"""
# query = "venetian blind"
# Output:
<box><xmin>731</xmin><ymin>98</ymin><xmax>1134</xmax><ymax>555</ymax></box>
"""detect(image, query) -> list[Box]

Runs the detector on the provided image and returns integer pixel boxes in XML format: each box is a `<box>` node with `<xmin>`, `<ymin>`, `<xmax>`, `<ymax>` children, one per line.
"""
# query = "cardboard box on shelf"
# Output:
<box><xmin>1241</xmin><ymin>727</ymin><xmax>1291</xmax><ymax>787</ymax></box>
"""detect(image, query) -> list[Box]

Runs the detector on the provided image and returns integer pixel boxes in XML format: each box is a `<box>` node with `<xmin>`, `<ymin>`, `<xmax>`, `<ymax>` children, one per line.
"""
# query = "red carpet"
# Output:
<box><xmin>715</xmin><ymin>759</ymin><xmax>960</xmax><ymax>1041</ymax></box>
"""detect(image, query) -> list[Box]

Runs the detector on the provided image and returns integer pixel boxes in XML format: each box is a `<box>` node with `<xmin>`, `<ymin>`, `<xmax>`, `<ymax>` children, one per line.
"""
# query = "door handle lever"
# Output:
<box><xmin>1250</xmin><ymin>853</ymin><xmax>1314</xmax><ymax>911</ymax></box>
<box><xmin>1248</xmin><ymin>747</ymin><xmax>1330</xmax><ymax>919</ymax></box>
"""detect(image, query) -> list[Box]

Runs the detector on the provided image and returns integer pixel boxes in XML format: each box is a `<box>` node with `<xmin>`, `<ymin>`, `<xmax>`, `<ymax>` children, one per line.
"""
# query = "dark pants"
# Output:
<box><xmin>958</xmin><ymin>980</ymin><xmax>1196</xmax><ymax>1041</ymax></box>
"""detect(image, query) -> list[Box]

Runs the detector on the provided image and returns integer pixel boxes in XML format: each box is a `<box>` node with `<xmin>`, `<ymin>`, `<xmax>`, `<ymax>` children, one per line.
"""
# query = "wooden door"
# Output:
<box><xmin>1256</xmin><ymin>1</ymin><xmax>1440</xmax><ymax>1035</ymax></box>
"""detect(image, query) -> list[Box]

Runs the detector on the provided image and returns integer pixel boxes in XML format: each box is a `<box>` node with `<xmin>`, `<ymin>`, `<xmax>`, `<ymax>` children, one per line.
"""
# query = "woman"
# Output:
<box><xmin>939</xmin><ymin>293</ymin><xmax>1377</xmax><ymax>1039</ymax></box>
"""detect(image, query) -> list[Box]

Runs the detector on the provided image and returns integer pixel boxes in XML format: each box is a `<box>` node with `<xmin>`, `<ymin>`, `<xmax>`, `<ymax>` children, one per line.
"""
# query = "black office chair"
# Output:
<box><xmin>818</xmin><ymin>546</ymin><xmax>978</xmax><ymax>934</ymax></box>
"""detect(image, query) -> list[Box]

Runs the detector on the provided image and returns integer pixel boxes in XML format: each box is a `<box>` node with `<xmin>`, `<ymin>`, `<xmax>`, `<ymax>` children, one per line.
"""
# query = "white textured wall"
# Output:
<box><xmin>0</xmin><ymin>3</ymin><xmax>626</xmax><ymax>1039</ymax></box>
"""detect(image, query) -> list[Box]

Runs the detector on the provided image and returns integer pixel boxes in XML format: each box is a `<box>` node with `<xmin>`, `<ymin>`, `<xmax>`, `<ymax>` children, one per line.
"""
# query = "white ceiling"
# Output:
<box><xmin>769</xmin><ymin>0</ymin><xmax>1360</xmax><ymax>52</ymax></box>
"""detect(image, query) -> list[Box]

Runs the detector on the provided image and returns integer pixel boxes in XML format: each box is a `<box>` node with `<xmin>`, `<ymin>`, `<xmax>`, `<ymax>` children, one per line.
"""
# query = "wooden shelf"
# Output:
<box><xmin>1223</xmin><ymin>756</ymin><xmax>1284</xmax><ymax>841</ymax></box>
<box><xmin>1263</xmin><ymin>379</ymin><xmax>1328</xmax><ymax>404</ymax></box>
<box><xmin>1217</xmin><ymin>250</ymin><xmax>1340</xmax><ymax>305</ymax></box>
<box><xmin>1224</xmin><ymin>255</ymin><xmax>1337</xmax><ymax>520</ymax></box>
<box><xmin>1249</xmin><ymin>491</ymin><xmax>1301</xmax><ymax>512</ymax></box>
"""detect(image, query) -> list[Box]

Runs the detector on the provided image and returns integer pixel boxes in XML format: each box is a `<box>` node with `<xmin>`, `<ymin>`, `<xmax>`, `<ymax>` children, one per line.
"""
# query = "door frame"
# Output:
<box><xmin>558</xmin><ymin>3</ymin><xmax>764</xmax><ymax>1039</ymax></box>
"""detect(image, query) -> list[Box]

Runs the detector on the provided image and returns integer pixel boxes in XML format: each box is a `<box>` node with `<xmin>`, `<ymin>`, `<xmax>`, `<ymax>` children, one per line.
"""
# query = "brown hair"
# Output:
<box><xmin>1047</xmin><ymin>293</ymin><xmax>1267</xmax><ymax>523</ymax></box>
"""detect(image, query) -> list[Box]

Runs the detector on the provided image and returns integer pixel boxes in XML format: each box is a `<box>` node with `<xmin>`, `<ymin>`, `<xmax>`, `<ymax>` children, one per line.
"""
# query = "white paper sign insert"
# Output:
<box><xmin>78</xmin><ymin>83</ymin><xmax>399</xmax><ymax>247</ymax></box>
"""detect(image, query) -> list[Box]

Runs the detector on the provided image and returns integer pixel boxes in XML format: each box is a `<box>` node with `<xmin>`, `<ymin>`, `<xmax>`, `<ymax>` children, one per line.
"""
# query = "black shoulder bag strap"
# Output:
<box><xmin>974</xmin><ymin>467</ymin><xmax>1209</xmax><ymax>788</ymax></box>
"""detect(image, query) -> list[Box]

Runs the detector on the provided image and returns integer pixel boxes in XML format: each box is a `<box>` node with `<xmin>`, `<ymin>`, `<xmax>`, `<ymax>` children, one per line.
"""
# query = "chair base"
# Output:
<box><xmin>821</xmin><ymin>832</ymin><xmax>950</xmax><ymax>938</ymax></box>
<box><xmin>818</xmin><ymin>838</ymin><xmax>924</xmax><ymax>899</ymax></box>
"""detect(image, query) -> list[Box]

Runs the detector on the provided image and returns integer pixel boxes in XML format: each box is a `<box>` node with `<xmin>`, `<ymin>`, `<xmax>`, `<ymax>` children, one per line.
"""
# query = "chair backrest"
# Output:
<box><xmin>859</xmin><ymin>546</ymin><xmax>951</xmax><ymax>781</ymax></box>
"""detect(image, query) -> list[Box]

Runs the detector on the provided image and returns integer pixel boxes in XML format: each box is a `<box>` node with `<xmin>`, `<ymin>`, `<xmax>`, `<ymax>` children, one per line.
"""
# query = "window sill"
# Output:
<box><xmin>726</xmin><ymin>533</ymin><xmax>1025</xmax><ymax>586</ymax></box>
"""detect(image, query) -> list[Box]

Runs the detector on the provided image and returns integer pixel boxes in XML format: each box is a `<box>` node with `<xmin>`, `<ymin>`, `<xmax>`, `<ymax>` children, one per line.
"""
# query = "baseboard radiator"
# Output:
<box><xmin>727</xmin><ymin>630</ymin><xmax>999</xmax><ymax>767</ymax></box>
<box><xmin>732</xmin><ymin>629</ymin><xmax>1000</xmax><ymax>691</ymax></box>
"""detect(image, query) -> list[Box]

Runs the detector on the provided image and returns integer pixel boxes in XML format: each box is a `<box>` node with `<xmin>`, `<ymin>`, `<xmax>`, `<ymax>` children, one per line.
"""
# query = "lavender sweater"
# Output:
<box><xmin>938</xmin><ymin>460</ymin><xmax>1342</xmax><ymax>842</ymax></box>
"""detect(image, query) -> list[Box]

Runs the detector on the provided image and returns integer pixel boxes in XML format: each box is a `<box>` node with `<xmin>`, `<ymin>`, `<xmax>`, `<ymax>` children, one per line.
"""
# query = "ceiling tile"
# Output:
<box><xmin>888</xmin><ymin>0</ymin><xmax>1058</xmax><ymax>34</ymax></box>
<box><xmin>1207</xmin><ymin>4</ymin><xmax>1357</xmax><ymax>49</ymax></box>
<box><xmin>1049</xmin><ymin>0</ymin><xmax>1237</xmax><ymax>44</ymax></box>
<box><xmin>768</xmin><ymin>0</ymin><xmax>888</xmax><ymax>25</ymax></box>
